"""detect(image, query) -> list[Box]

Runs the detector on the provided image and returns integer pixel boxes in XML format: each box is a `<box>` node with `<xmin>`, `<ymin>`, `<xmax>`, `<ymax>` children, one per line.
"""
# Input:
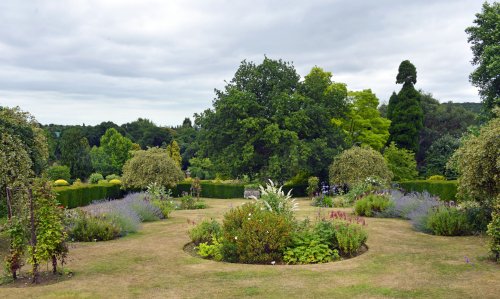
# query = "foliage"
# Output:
<box><xmin>172</xmin><ymin>181</ymin><xmax>245</xmax><ymax>198</ymax></box>
<box><xmin>398</xmin><ymin>180</ymin><xmax>457</xmax><ymax>202</ymax></box>
<box><xmin>311</xmin><ymin>195</ymin><xmax>334</xmax><ymax>207</ymax></box>
<box><xmin>122</xmin><ymin>147</ymin><xmax>185</xmax><ymax>189</ymax></box>
<box><xmin>465</xmin><ymin>2</ymin><xmax>500</xmax><ymax>116</ymax></box>
<box><xmin>127</xmin><ymin>196</ymin><xmax>163</xmax><ymax>222</ymax></box>
<box><xmin>146</xmin><ymin>183</ymin><xmax>175</xmax><ymax>217</ymax></box>
<box><xmin>54</xmin><ymin>183</ymin><xmax>123</xmax><ymax>208</ymax></box>
<box><xmin>166</xmin><ymin>140</ymin><xmax>182</xmax><ymax>168</ymax></box>
<box><xmin>452</xmin><ymin>115</ymin><xmax>499</xmax><ymax>205</ymax></box>
<box><xmin>109</xmin><ymin>179</ymin><xmax>121</xmax><ymax>185</ymax></box>
<box><xmin>180</xmin><ymin>194</ymin><xmax>204</xmax><ymax>210</ymax></box>
<box><xmin>388</xmin><ymin>60</ymin><xmax>423</xmax><ymax>154</ymax></box>
<box><xmin>222</xmin><ymin>203</ymin><xmax>294</xmax><ymax>264</ymax></box>
<box><xmin>195</xmin><ymin>60</ymin><xmax>347</xmax><ymax>181</ymax></box>
<box><xmin>53</xmin><ymin>179</ymin><xmax>70</xmax><ymax>187</ymax></box>
<box><xmin>251</xmin><ymin>180</ymin><xmax>298</xmax><ymax>219</ymax></box>
<box><xmin>189</xmin><ymin>219</ymin><xmax>222</xmax><ymax>245</ymax></box>
<box><xmin>384</xmin><ymin>142</ymin><xmax>418</xmax><ymax>181</ymax></box>
<box><xmin>90</xmin><ymin>128</ymin><xmax>133</xmax><ymax>176</ymax></box>
<box><xmin>329</xmin><ymin>146</ymin><xmax>393</xmax><ymax>186</ymax></box>
<box><xmin>336</xmin><ymin>89</ymin><xmax>390</xmax><ymax>150</ymax></box>
<box><xmin>121</xmin><ymin>118</ymin><xmax>173</xmax><ymax>149</ymax></box>
<box><xmin>89</xmin><ymin>172</ymin><xmax>104</xmax><ymax>184</ymax></box>
<box><xmin>188</xmin><ymin>157</ymin><xmax>214</xmax><ymax>180</ymax></box>
<box><xmin>307</xmin><ymin>176</ymin><xmax>319</xmax><ymax>198</ymax></box>
<box><xmin>46</xmin><ymin>165</ymin><xmax>71</xmax><ymax>182</ymax></box>
<box><xmin>66</xmin><ymin>210</ymin><xmax>121</xmax><ymax>242</ymax></box>
<box><xmin>487</xmin><ymin>201</ymin><xmax>500</xmax><ymax>262</ymax></box>
<box><xmin>424</xmin><ymin>134</ymin><xmax>460</xmax><ymax>178</ymax></box>
<box><xmin>191</xmin><ymin>177</ymin><xmax>202</xmax><ymax>199</ymax></box>
<box><xmin>318</xmin><ymin>216</ymin><xmax>368</xmax><ymax>257</ymax></box>
<box><xmin>59</xmin><ymin>127</ymin><xmax>93</xmax><ymax>179</ymax></box>
<box><xmin>197</xmin><ymin>236</ymin><xmax>224</xmax><ymax>261</ymax></box>
<box><xmin>354</xmin><ymin>194</ymin><xmax>393</xmax><ymax>217</ymax></box>
<box><xmin>0</xmin><ymin>106</ymin><xmax>48</xmax><ymax>176</ymax></box>
<box><xmin>283</xmin><ymin>230</ymin><xmax>339</xmax><ymax>264</ymax></box>
<box><xmin>425</xmin><ymin>206</ymin><xmax>471</xmax><ymax>236</ymax></box>
<box><xmin>428</xmin><ymin>175</ymin><xmax>446</xmax><ymax>181</ymax></box>
<box><xmin>105</xmin><ymin>174</ymin><xmax>120</xmax><ymax>181</ymax></box>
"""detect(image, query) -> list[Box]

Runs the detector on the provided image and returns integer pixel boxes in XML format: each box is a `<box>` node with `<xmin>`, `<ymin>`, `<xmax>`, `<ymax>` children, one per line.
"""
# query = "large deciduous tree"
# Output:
<box><xmin>337</xmin><ymin>89</ymin><xmax>390</xmax><ymax>151</ymax></box>
<box><xmin>383</xmin><ymin>142</ymin><xmax>417</xmax><ymax>181</ymax></box>
<box><xmin>465</xmin><ymin>2</ymin><xmax>500</xmax><ymax>117</ymax></box>
<box><xmin>387</xmin><ymin>60</ymin><xmax>423</xmax><ymax>154</ymax></box>
<box><xmin>90</xmin><ymin>128</ymin><xmax>133</xmax><ymax>176</ymax></box>
<box><xmin>59</xmin><ymin>127</ymin><xmax>92</xmax><ymax>179</ymax></box>
<box><xmin>195</xmin><ymin>59</ymin><xmax>347</xmax><ymax>181</ymax></box>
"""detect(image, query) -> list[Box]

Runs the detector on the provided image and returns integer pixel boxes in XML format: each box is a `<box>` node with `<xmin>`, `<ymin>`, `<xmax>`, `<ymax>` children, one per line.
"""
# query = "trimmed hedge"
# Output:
<box><xmin>54</xmin><ymin>183</ymin><xmax>123</xmax><ymax>208</ymax></box>
<box><xmin>172</xmin><ymin>182</ymin><xmax>244</xmax><ymax>199</ymax></box>
<box><xmin>398</xmin><ymin>180</ymin><xmax>457</xmax><ymax>201</ymax></box>
<box><xmin>282</xmin><ymin>184</ymin><xmax>308</xmax><ymax>197</ymax></box>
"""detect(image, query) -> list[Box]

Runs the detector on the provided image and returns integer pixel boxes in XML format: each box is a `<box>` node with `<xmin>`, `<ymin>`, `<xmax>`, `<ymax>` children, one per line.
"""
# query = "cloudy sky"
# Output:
<box><xmin>0</xmin><ymin>0</ymin><xmax>484</xmax><ymax>126</ymax></box>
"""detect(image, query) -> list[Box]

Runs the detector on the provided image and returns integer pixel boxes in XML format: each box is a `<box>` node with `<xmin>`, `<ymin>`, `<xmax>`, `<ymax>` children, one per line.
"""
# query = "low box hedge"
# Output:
<box><xmin>398</xmin><ymin>180</ymin><xmax>457</xmax><ymax>201</ymax></box>
<box><xmin>54</xmin><ymin>183</ymin><xmax>123</xmax><ymax>208</ymax></box>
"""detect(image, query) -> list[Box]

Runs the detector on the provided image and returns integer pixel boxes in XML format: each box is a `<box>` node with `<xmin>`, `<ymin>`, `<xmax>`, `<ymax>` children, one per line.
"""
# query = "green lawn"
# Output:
<box><xmin>0</xmin><ymin>198</ymin><xmax>498</xmax><ymax>298</ymax></box>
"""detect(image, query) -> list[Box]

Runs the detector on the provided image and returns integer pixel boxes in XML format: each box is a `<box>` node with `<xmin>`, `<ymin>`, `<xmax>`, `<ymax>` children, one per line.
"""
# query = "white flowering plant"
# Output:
<box><xmin>250</xmin><ymin>180</ymin><xmax>298</xmax><ymax>218</ymax></box>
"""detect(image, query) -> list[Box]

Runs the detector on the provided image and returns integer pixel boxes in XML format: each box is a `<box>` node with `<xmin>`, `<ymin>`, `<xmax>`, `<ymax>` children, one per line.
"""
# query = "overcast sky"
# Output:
<box><xmin>0</xmin><ymin>0</ymin><xmax>484</xmax><ymax>126</ymax></box>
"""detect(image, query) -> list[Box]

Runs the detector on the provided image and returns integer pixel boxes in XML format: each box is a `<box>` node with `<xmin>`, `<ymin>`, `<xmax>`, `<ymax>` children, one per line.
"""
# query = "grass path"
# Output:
<box><xmin>0</xmin><ymin>198</ymin><xmax>499</xmax><ymax>298</ymax></box>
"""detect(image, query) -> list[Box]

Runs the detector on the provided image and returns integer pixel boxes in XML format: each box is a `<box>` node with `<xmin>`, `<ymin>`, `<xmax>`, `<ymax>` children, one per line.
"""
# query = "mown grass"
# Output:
<box><xmin>0</xmin><ymin>198</ymin><xmax>498</xmax><ymax>298</ymax></box>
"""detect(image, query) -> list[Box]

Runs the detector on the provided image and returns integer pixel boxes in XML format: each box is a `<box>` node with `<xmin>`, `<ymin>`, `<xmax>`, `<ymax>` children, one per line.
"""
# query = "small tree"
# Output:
<box><xmin>46</xmin><ymin>165</ymin><xmax>71</xmax><ymax>181</ymax></box>
<box><xmin>424</xmin><ymin>135</ymin><xmax>460</xmax><ymax>178</ymax></box>
<box><xmin>122</xmin><ymin>147</ymin><xmax>184</xmax><ymax>189</ymax></box>
<box><xmin>384</xmin><ymin>142</ymin><xmax>418</xmax><ymax>181</ymax></box>
<box><xmin>329</xmin><ymin>146</ymin><xmax>393</xmax><ymax>186</ymax></box>
<box><xmin>166</xmin><ymin>140</ymin><xmax>182</xmax><ymax>168</ymax></box>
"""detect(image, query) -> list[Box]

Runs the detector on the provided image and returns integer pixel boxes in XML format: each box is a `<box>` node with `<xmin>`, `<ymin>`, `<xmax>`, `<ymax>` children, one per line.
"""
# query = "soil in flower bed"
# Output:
<box><xmin>0</xmin><ymin>271</ymin><xmax>73</xmax><ymax>288</ymax></box>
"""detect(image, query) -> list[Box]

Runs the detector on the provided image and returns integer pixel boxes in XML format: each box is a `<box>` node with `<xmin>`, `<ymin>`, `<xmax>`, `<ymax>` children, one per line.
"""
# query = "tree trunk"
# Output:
<box><xmin>52</xmin><ymin>255</ymin><xmax>57</xmax><ymax>274</ymax></box>
<box><xmin>29</xmin><ymin>189</ymin><xmax>39</xmax><ymax>284</ymax></box>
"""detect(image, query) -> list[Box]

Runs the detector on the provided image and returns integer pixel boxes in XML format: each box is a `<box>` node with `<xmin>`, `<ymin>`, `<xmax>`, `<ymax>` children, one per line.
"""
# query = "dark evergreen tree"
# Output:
<box><xmin>59</xmin><ymin>127</ymin><xmax>93</xmax><ymax>179</ymax></box>
<box><xmin>387</xmin><ymin>60</ymin><xmax>423</xmax><ymax>154</ymax></box>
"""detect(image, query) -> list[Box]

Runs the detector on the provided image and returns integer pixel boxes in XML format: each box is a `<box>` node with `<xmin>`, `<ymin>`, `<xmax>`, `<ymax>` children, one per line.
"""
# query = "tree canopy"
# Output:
<box><xmin>465</xmin><ymin>2</ymin><xmax>500</xmax><ymax>116</ymax></box>
<box><xmin>90</xmin><ymin>128</ymin><xmax>134</xmax><ymax>176</ymax></box>
<box><xmin>59</xmin><ymin>127</ymin><xmax>92</xmax><ymax>179</ymax></box>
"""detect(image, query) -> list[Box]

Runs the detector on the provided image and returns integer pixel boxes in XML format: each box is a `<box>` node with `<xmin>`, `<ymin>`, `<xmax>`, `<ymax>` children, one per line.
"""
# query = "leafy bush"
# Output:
<box><xmin>462</xmin><ymin>203</ymin><xmax>492</xmax><ymax>233</ymax></box>
<box><xmin>197</xmin><ymin>236</ymin><xmax>224</xmax><ymax>261</ymax></box>
<box><xmin>109</xmin><ymin>179</ymin><xmax>121</xmax><ymax>185</ymax></box>
<box><xmin>222</xmin><ymin>203</ymin><xmax>293</xmax><ymax>264</ymax></box>
<box><xmin>189</xmin><ymin>219</ymin><xmax>222</xmax><ymax>245</ymax></box>
<box><xmin>329</xmin><ymin>146</ymin><xmax>393</xmax><ymax>186</ymax></box>
<box><xmin>179</xmin><ymin>194</ymin><xmax>205</xmax><ymax>210</ymax></box>
<box><xmin>330</xmin><ymin>220</ymin><xmax>368</xmax><ymax>257</ymax></box>
<box><xmin>487</xmin><ymin>203</ymin><xmax>500</xmax><ymax>262</ymax></box>
<box><xmin>384</xmin><ymin>142</ymin><xmax>418</xmax><ymax>181</ymax></box>
<box><xmin>66</xmin><ymin>210</ymin><xmax>121</xmax><ymax>242</ymax></box>
<box><xmin>284</xmin><ymin>230</ymin><xmax>339</xmax><ymax>264</ymax></box>
<box><xmin>146</xmin><ymin>182</ymin><xmax>175</xmax><ymax>217</ymax></box>
<box><xmin>53</xmin><ymin>179</ymin><xmax>70</xmax><ymax>187</ymax></box>
<box><xmin>307</xmin><ymin>176</ymin><xmax>319</xmax><ymax>198</ymax></box>
<box><xmin>46</xmin><ymin>165</ymin><xmax>71</xmax><ymax>181</ymax></box>
<box><xmin>311</xmin><ymin>195</ymin><xmax>333</xmax><ymax>207</ymax></box>
<box><xmin>428</xmin><ymin>175</ymin><xmax>446</xmax><ymax>181</ymax></box>
<box><xmin>106</xmin><ymin>174</ymin><xmax>121</xmax><ymax>181</ymax></box>
<box><xmin>122</xmin><ymin>147</ymin><xmax>184</xmax><ymax>189</ymax></box>
<box><xmin>89</xmin><ymin>173</ymin><xmax>104</xmax><ymax>184</ymax></box>
<box><xmin>398</xmin><ymin>180</ymin><xmax>457</xmax><ymax>201</ymax></box>
<box><xmin>252</xmin><ymin>180</ymin><xmax>298</xmax><ymax>219</ymax></box>
<box><xmin>126</xmin><ymin>194</ymin><xmax>163</xmax><ymax>222</ymax></box>
<box><xmin>425</xmin><ymin>206</ymin><xmax>471</xmax><ymax>236</ymax></box>
<box><xmin>354</xmin><ymin>194</ymin><xmax>393</xmax><ymax>217</ymax></box>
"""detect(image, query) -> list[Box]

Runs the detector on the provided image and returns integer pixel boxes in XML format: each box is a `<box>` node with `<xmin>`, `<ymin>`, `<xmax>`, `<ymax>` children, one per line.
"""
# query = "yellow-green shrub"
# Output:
<box><xmin>109</xmin><ymin>179</ymin><xmax>121</xmax><ymax>185</ymax></box>
<box><xmin>53</xmin><ymin>179</ymin><xmax>70</xmax><ymax>187</ymax></box>
<box><xmin>428</xmin><ymin>175</ymin><xmax>446</xmax><ymax>181</ymax></box>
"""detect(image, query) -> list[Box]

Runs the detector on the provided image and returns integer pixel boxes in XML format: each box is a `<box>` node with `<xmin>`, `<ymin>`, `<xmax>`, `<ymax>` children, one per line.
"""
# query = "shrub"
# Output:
<box><xmin>329</xmin><ymin>146</ymin><xmax>393</xmax><ymax>186</ymax></box>
<box><xmin>331</xmin><ymin>220</ymin><xmax>368</xmax><ymax>257</ymax></box>
<box><xmin>425</xmin><ymin>206</ymin><xmax>471</xmax><ymax>236</ymax></box>
<box><xmin>307</xmin><ymin>176</ymin><xmax>319</xmax><ymax>198</ymax></box>
<box><xmin>180</xmin><ymin>194</ymin><xmax>204</xmax><ymax>210</ymax></box>
<box><xmin>146</xmin><ymin>182</ymin><xmax>175</xmax><ymax>217</ymax></box>
<box><xmin>109</xmin><ymin>179</ymin><xmax>121</xmax><ymax>185</ymax></box>
<box><xmin>384</xmin><ymin>142</ymin><xmax>418</xmax><ymax>181</ymax></box>
<box><xmin>53</xmin><ymin>179</ymin><xmax>70</xmax><ymax>187</ymax></box>
<box><xmin>122</xmin><ymin>147</ymin><xmax>184</xmax><ymax>189</ymax></box>
<box><xmin>311</xmin><ymin>195</ymin><xmax>333</xmax><ymax>207</ymax></box>
<box><xmin>189</xmin><ymin>219</ymin><xmax>222</xmax><ymax>245</ymax></box>
<box><xmin>46</xmin><ymin>165</ymin><xmax>71</xmax><ymax>181</ymax></box>
<box><xmin>197</xmin><ymin>236</ymin><xmax>224</xmax><ymax>261</ymax></box>
<box><xmin>283</xmin><ymin>230</ymin><xmax>339</xmax><ymax>264</ymax></box>
<box><xmin>66</xmin><ymin>210</ymin><xmax>121</xmax><ymax>242</ymax></box>
<box><xmin>428</xmin><ymin>175</ymin><xmax>446</xmax><ymax>181</ymax></box>
<box><xmin>252</xmin><ymin>180</ymin><xmax>298</xmax><ymax>219</ymax></box>
<box><xmin>222</xmin><ymin>203</ymin><xmax>293</xmax><ymax>264</ymax></box>
<box><xmin>462</xmin><ymin>202</ymin><xmax>492</xmax><ymax>233</ymax></box>
<box><xmin>105</xmin><ymin>174</ymin><xmax>120</xmax><ymax>181</ymax></box>
<box><xmin>125</xmin><ymin>193</ymin><xmax>163</xmax><ymax>222</ymax></box>
<box><xmin>54</xmin><ymin>183</ymin><xmax>123</xmax><ymax>208</ymax></box>
<box><xmin>89</xmin><ymin>173</ymin><xmax>104</xmax><ymax>184</ymax></box>
<box><xmin>487</xmin><ymin>203</ymin><xmax>500</xmax><ymax>262</ymax></box>
<box><xmin>72</xmin><ymin>178</ymin><xmax>83</xmax><ymax>186</ymax></box>
<box><xmin>354</xmin><ymin>194</ymin><xmax>393</xmax><ymax>217</ymax></box>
